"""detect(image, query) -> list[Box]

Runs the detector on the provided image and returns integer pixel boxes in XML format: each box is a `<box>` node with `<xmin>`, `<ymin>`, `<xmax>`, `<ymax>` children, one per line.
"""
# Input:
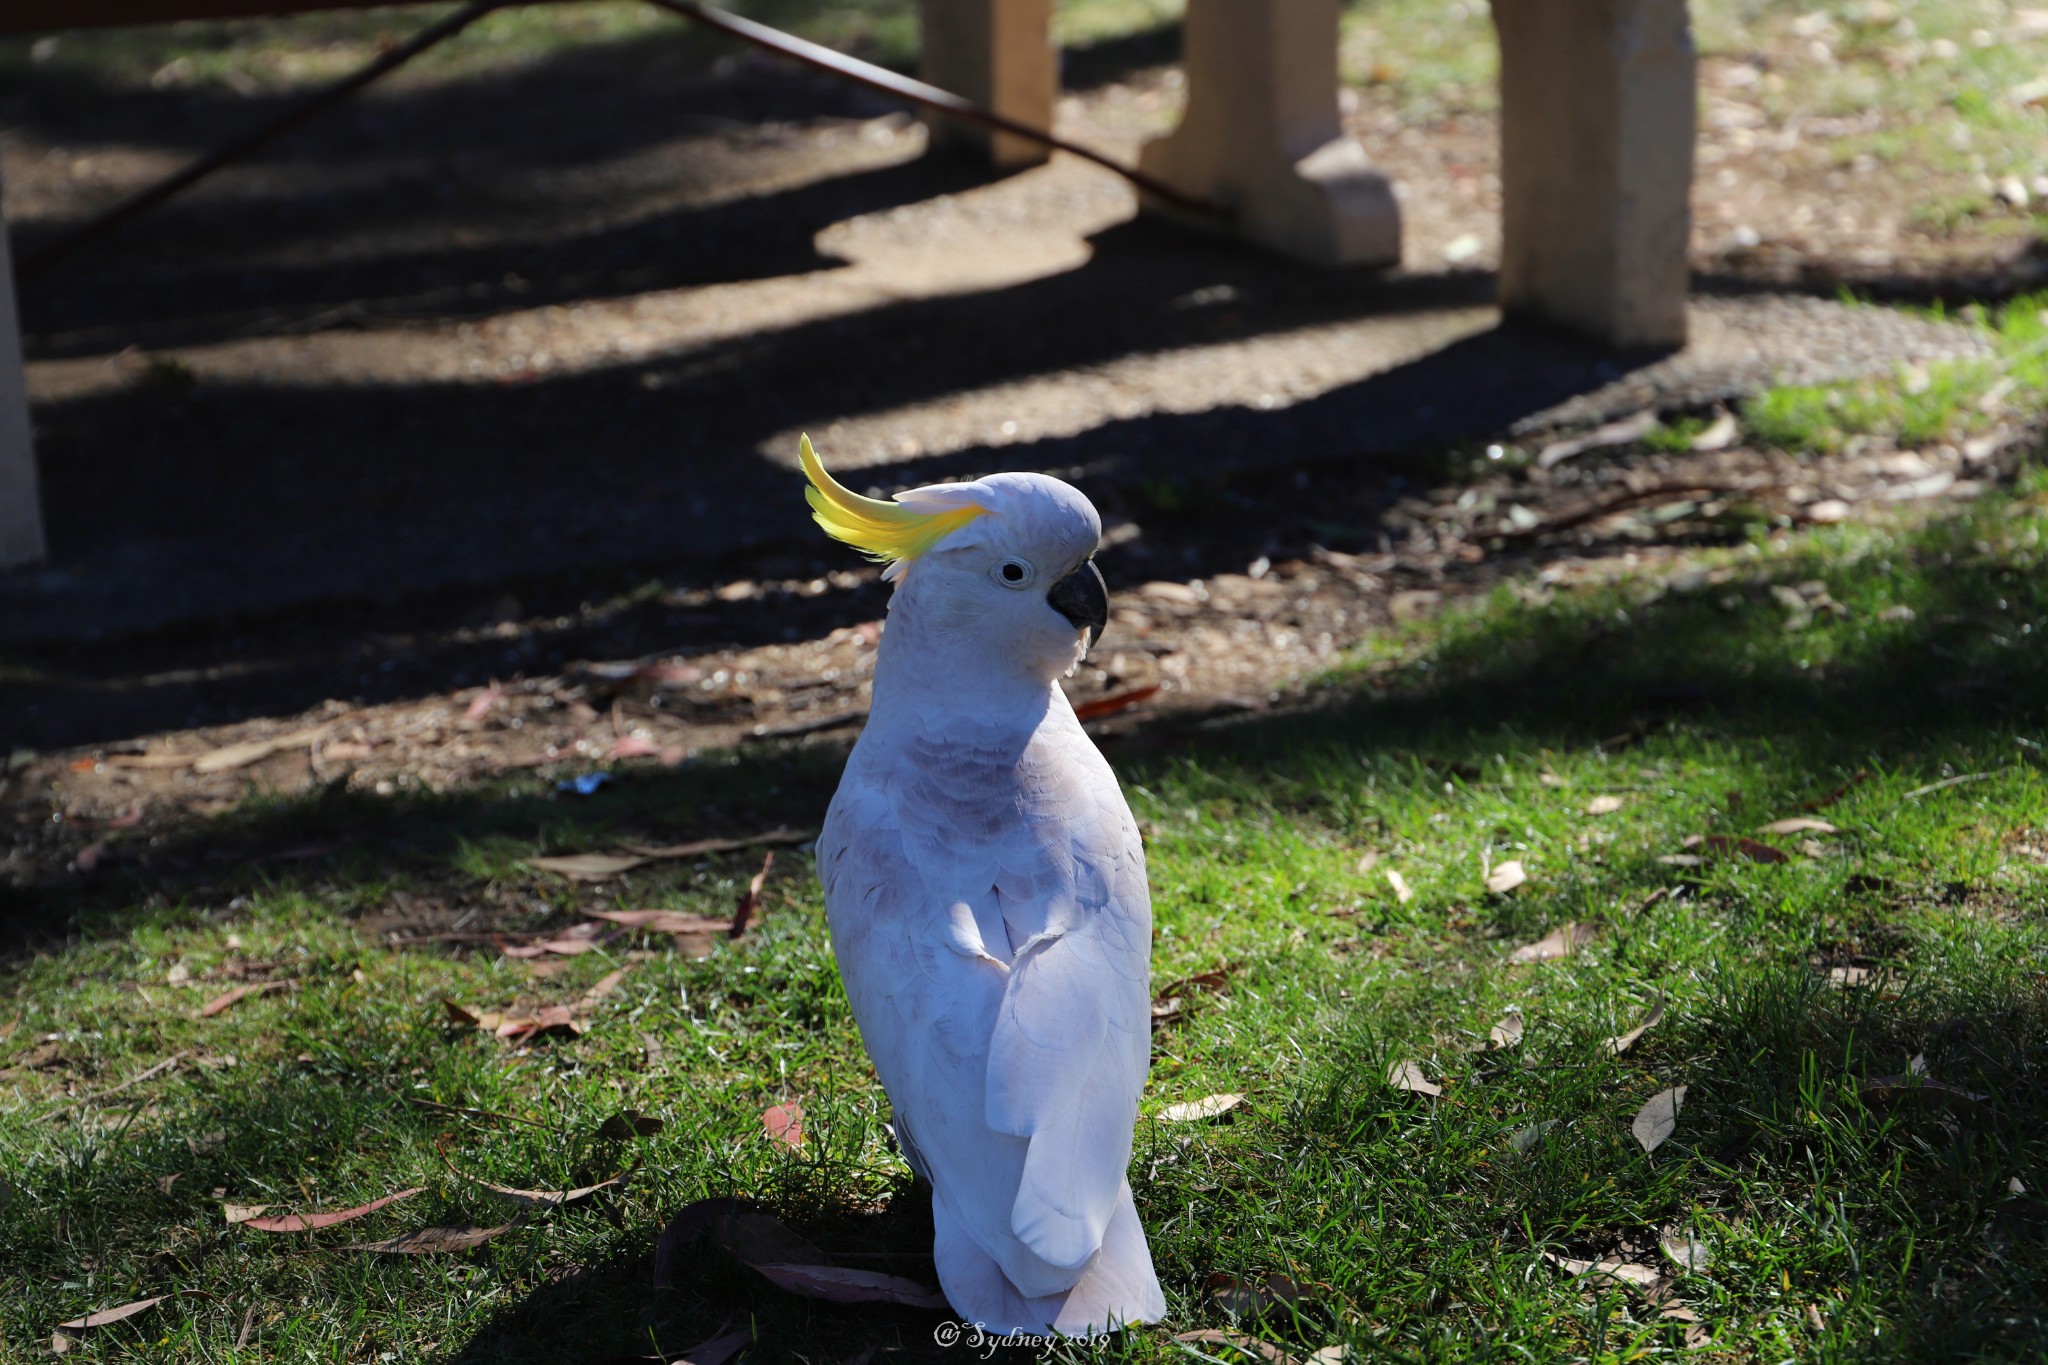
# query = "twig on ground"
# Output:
<box><xmin>1903</xmin><ymin>771</ymin><xmax>1997</xmax><ymax>800</ymax></box>
<box><xmin>40</xmin><ymin>1050</ymin><xmax>190</xmax><ymax>1122</ymax></box>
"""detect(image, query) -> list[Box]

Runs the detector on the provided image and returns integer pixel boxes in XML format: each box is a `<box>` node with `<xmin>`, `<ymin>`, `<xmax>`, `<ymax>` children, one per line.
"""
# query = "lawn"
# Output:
<box><xmin>4</xmin><ymin>463</ymin><xmax>2045</xmax><ymax>1360</ymax></box>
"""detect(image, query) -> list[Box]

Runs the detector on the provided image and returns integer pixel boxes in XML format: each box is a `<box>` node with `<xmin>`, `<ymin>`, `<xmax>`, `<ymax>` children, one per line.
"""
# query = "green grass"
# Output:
<box><xmin>1741</xmin><ymin>293</ymin><xmax>2048</xmax><ymax>456</ymax></box>
<box><xmin>5</xmin><ymin>483</ymin><xmax>2047</xmax><ymax>1361</ymax></box>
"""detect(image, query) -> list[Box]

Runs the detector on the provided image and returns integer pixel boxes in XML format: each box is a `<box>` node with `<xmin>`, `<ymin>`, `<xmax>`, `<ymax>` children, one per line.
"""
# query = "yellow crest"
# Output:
<box><xmin>799</xmin><ymin>433</ymin><xmax>983</xmax><ymax>565</ymax></box>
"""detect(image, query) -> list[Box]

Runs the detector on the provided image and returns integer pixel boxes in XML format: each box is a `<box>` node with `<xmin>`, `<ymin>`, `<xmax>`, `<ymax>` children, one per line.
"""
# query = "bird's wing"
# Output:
<box><xmin>981</xmin><ymin>714</ymin><xmax>1152</xmax><ymax>1270</ymax></box>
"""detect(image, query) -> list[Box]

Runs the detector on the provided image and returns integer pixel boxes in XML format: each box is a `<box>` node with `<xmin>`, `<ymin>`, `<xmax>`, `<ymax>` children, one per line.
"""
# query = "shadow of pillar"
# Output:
<box><xmin>0</xmin><ymin>161</ymin><xmax>46</xmax><ymax>570</ymax></box>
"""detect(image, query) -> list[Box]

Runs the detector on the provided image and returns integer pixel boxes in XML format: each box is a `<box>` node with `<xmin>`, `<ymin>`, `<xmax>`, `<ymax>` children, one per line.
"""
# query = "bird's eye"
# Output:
<box><xmin>991</xmin><ymin>559</ymin><xmax>1035</xmax><ymax>589</ymax></box>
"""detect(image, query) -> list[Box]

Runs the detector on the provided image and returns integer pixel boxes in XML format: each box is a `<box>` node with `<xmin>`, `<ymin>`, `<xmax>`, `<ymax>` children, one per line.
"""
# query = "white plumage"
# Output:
<box><xmin>808</xmin><ymin>449</ymin><xmax>1165</xmax><ymax>1336</ymax></box>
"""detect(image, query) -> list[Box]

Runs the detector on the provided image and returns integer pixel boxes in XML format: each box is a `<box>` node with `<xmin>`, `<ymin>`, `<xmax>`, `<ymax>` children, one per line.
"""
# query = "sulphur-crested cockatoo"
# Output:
<box><xmin>803</xmin><ymin>435</ymin><xmax>1164</xmax><ymax>1336</ymax></box>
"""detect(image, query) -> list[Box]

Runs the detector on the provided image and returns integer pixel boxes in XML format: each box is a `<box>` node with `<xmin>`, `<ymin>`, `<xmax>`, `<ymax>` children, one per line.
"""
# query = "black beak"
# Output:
<box><xmin>1046</xmin><ymin>559</ymin><xmax>1109</xmax><ymax>648</ymax></box>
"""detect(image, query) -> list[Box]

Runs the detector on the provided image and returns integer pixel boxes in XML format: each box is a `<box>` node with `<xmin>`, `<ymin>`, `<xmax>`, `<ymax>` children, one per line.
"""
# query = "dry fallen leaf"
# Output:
<box><xmin>1544</xmin><ymin>1252</ymin><xmax>1661</xmax><ymax>1289</ymax></box>
<box><xmin>1660</xmin><ymin>1225</ymin><xmax>1712</xmax><ymax>1273</ymax></box>
<box><xmin>1159</xmin><ymin>1093</ymin><xmax>1244</xmax><ymax>1123</ymax></box>
<box><xmin>191</xmin><ymin>724</ymin><xmax>334</xmax><ymax>775</ymax></box>
<box><xmin>1690</xmin><ymin>408</ymin><xmax>1740</xmax><ymax>452</ymax></box>
<box><xmin>351</xmin><ymin>1222</ymin><xmax>517</xmax><ymax>1254</ymax></box>
<box><xmin>1603</xmin><ymin>991</ymin><xmax>1666</xmax><ymax>1056</ymax></box>
<box><xmin>761</xmin><ymin>1103</ymin><xmax>805</xmax><ymax>1148</ymax></box>
<box><xmin>1385</xmin><ymin>869</ymin><xmax>1413</xmax><ymax>904</ymax></box>
<box><xmin>1759</xmin><ymin>817</ymin><xmax>1839</xmax><ymax>836</ymax></box>
<box><xmin>239</xmin><ymin>1186</ymin><xmax>423</xmax><ymax>1232</ymax></box>
<box><xmin>579</xmin><ymin>969</ymin><xmax>630</xmax><ymax>1009</ymax></box>
<box><xmin>523</xmin><ymin>853</ymin><xmax>651</xmax><ymax>881</ymax></box>
<box><xmin>1488</xmin><ymin>1012</ymin><xmax>1525</xmax><ymax>1049</ymax></box>
<box><xmin>617</xmin><ymin>828</ymin><xmax>812</xmax><ymax>860</ymax></box>
<box><xmin>1485</xmin><ymin>860</ymin><xmax>1528</xmax><ymax>894</ymax></box>
<box><xmin>1509</xmin><ymin>1119</ymin><xmax>1558</xmax><ymax>1154</ymax></box>
<box><xmin>1826</xmin><ymin>965</ymin><xmax>1872</xmax><ymax>988</ymax></box>
<box><xmin>463</xmin><ymin>1169</ymin><xmax>633</xmax><ymax>1213</ymax></box>
<box><xmin>1387</xmin><ymin>1061</ymin><xmax>1441</xmax><ymax>1097</ymax></box>
<box><xmin>1632</xmin><ymin>1085</ymin><xmax>1687</xmax><ymax>1153</ymax></box>
<box><xmin>221</xmin><ymin>1203</ymin><xmax>271</xmax><ymax>1224</ymax></box>
<box><xmin>57</xmin><ymin>1296</ymin><xmax>167</xmax><ymax>1330</ymax></box>
<box><xmin>588</xmin><ymin>909</ymin><xmax>735</xmax><ymax>936</ymax></box>
<box><xmin>497</xmin><ymin>923</ymin><xmax>609</xmax><ymax>959</ymax></box>
<box><xmin>198</xmin><ymin>979</ymin><xmax>295</xmax><ymax>1018</ymax></box>
<box><xmin>1584</xmin><ymin>795</ymin><xmax>1626</xmax><ymax>816</ymax></box>
<box><xmin>444</xmin><ymin>1001</ymin><xmax>587</xmax><ymax>1043</ymax></box>
<box><xmin>1509</xmin><ymin>922</ymin><xmax>1598</xmax><ymax>964</ymax></box>
<box><xmin>730</xmin><ymin>852</ymin><xmax>774</xmax><ymax>939</ymax></box>
<box><xmin>1206</xmin><ymin>1270</ymin><xmax>1305</xmax><ymax>1318</ymax></box>
<box><xmin>1698</xmin><ymin>835</ymin><xmax>1790</xmax><ymax>864</ymax></box>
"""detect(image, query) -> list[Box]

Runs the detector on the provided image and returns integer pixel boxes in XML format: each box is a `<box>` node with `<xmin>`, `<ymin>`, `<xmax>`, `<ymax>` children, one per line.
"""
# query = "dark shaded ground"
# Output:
<box><xmin>0</xmin><ymin>14</ymin><xmax>2007</xmax><ymax>754</ymax></box>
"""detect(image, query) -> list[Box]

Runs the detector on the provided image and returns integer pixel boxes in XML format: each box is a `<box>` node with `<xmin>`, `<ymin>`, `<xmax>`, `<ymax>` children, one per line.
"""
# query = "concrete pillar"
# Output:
<box><xmin>0</xmin><ymin>166</ymin><xmax>44</xmax><ymax>570</ymax></box>
<box><xmin>918</xmin><ymin>0</ymin><xmax>1056</xmax><ymax>168</ymax></box>
<box><xmin>1491</xmin><ymin>0</ymin><xmax>1696</xmax><ymax>350</ymax></box>
<box><xmin>1136</xmin><ymin>0</ymin><xmax>1399</xmax><ymax>267</ymax></box>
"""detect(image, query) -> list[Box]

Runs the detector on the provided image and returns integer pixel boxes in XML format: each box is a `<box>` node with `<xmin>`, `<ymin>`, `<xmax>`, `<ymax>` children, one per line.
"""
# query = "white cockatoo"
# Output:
<box><xmin>803</xmin><ymin>435</ymin><xmax>1166</xmax><ymax>1337</ymax></box>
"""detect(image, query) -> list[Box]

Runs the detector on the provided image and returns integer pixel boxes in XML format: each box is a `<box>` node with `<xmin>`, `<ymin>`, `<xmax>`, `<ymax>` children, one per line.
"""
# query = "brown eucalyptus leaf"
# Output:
<box><xmin>240</xmin><ymin>1186</ymin><xmax>423</xmax><ymax>1232</ymax></box>
<box><xmin>730</xmin><ymin>853</ymin><xmax>774</xmax><ymax>939</ymax></box>
<box><xmin>589</xmin><ymin>910</ymin><xmax>735</xmax><ymax>936</ymax></box>
<box><xmin>199</xmin><ymin>979</ymin><xmax>295</xmax><ymax>1017</ymax></box>
<box><xmin>761</xmin><ymin>1103</ymin><xmax>805</xmax><ymax>1148</ymax></box>
<box><xmin>617</xmin><ymin>828</ymin><xmax>811</xmax><ymax>860</ymax></box>
<box><xmin>1584</xmin><ymin>795</ymin><xmax>1625</xmax><ymax>816</ymax></box>
<box><xmin>579</xmin><ymin>969</ymin><xmax>629</xmax><ymax>1009</ymax></box>
<box><xmin>352</xmin><ymin>1221</ymin><xmax>516</xmax><ymax>1253</ymax></box>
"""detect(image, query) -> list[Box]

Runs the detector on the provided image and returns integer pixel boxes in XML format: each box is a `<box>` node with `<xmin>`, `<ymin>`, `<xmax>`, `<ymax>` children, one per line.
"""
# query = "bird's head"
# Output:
<box><xmin>800</xmin><ymin>434</ymin><xmax>1108</xmax><ymax>683</ymax></box>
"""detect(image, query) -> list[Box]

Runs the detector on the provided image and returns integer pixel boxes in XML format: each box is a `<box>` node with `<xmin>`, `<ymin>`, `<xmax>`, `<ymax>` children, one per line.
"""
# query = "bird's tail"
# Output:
<box><xmin>931</xmin><ymin>1181</ymin><xmax>1166</xmax><ymax>1339</ymax></box>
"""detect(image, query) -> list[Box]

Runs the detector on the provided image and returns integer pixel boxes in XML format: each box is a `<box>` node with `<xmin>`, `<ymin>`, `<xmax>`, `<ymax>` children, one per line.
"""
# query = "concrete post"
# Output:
<box><xmin>1136</xmin><ymin>0</ymin><xmax>1399</xmax><ymax>267</ymax></box>
<box><xmin>0</xmin><ymin>166</ymin><xmax>44</xmax><ymax>570</ymax></box>
<box><xmin>1491</xmin><ymin>0</ymin><xmax>1696</xmax><ymax>350</ymax></box>
<box><xmin>918</xmin><ymin>0</ymin><xmax>1056</xmax><ymax>168</ymax></box>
